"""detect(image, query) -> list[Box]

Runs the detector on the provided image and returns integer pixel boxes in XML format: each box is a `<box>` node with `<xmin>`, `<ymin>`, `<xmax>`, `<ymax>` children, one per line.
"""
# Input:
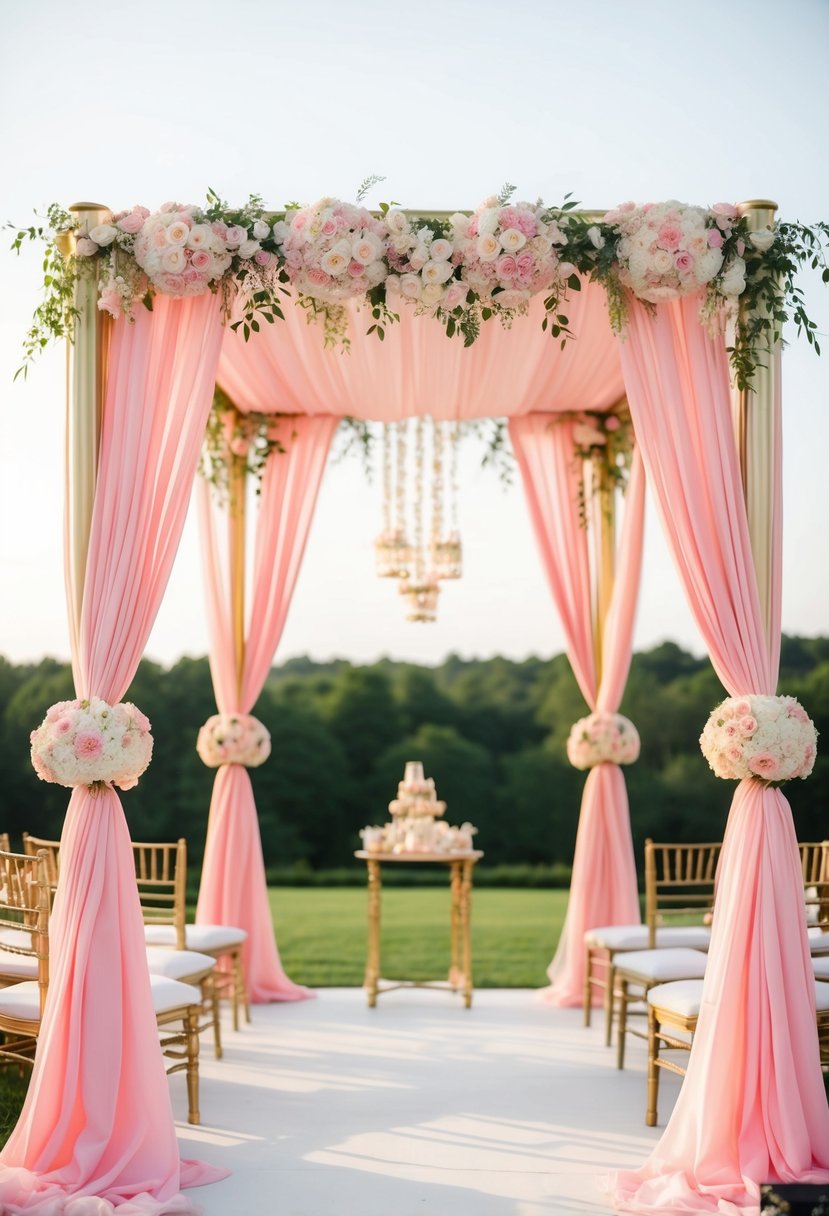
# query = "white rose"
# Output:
<box><xmin>500</xmin><ymin>228</ymin><xmax>527</xmax><ymax>253</ymax></box>
<box><xmin>271</xmin><ymin>220</ymin><xmax>289</xmax><ymax>242</ymax></box>
<box><xmin>449</xmin><ymin>212</ymin><xmax>470</xmax><ymax>237</ymax></box>
<box><xmin>587</xmin><ymin>226</ymin><xmax>605</xmax><ymax>250</ymax></box>
<box><xmin>651</xmin><ymin>249</ymin><xmax>674</xmax><ymax>274</ymax></box>
<box><xmin>696</xmin><ymin>248</ymin><xmax>724</xmax><ymax>283</ymax></box>
<box><xmin>421</xmin><ymin>282</ymin><xmax>443</xmax><ymax>307</ymax></box>
<box><xmin>238</xmin><ymin>239</ymin><xmax>261</xmax><ymax>259</ymax></box>
<box><xmin>720</xmin><ymin>257</ymin><xmax>747</xmax><ymax>297</ymax></box>
<box><xmin>749</xmin><ymin>228</ymin><xmax>775</xmax><ymax>252</ymax></box>
<box><xmin>187</xmin><ymin>224</ymin><xmax>213</xmax><ymax>249</ymax></box>
<box><xmin>166</xmin><ymin>220</ymin><xmax>190</xmax><ymax>246</ymax></box>
<box><xmin>320</xmin><ymin>248</ymin><xmax>349</xmax><ymax>276</ymax></box>
<box><xmin>531</xmin><ymin>235</ymin><xmax>553</xmax><ymax>257</ymax></box>
<box><xmin>161</xmin><ymin>247</ymin><xmax>187</xmax><ymax>273</ymax></box>
<box><xmin>385</xmin><ymin>209</ymin><xmax>409</xmax><ymax>235</ymax></box>
<box><xmin>546</xmin><ymin>223</ymin><xmax>567</xmax><ymax>246</ymax></box>
<box><xmin>252</xmin><ymin>219</ymin><xmax>271</xmax><ymax>240</ymax></box>
<box><xmin>88</xmin><ymin>224</ymin><xmax>118</xmax><ymax>247</ymax></box>
<box><xmin>409</xmin><ymin>245</ymin><xmax>429</xmax><ymax>271</ymax></box>
<box><xmin>476</xmin><ymin>233</ymin><xmax>501</xmax><ymax>261</ymax></box>
<box><xmin>365</xmin><ymin>259</ymin><xmax>387</xmax><ymax>286</ymax></box>
<box><xmin>429</xmin><ymin>238</ymin><xmax>453</xmax><ymax>261</ymax></box>
<box><xmin>399</xmin><ymin>273</ymin><xmax>422</xmax><ymax>300</ymax></box>
<box><xmin>477</xmin><ymin>209</ymin><xmax>499</xmax><ymax>236</ymax></box>
<box><xmin>421</xmin><ymin>259</ymin><xmax>454</xmax><ymax>285</ymax></box>
<box><xmin>392</xmin><ymin>233</ymin><xmax>414</xmax><ymax>254</ymax></box>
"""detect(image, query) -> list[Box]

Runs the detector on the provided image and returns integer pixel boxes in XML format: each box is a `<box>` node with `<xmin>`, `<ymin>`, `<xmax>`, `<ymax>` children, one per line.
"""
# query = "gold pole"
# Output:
<box><xmin>62</xmin><ymin>203</ymin><xmax>111</xmax><ymax>684</ymax></box>
<box><xmin>590</xmin><ymin>453</ymin><xmax>616</xmax><ymax>686</ymax></box>
<box><xmin>228</xmin><ymin>455</ymin><xmax>247</xmax><ymax>704</ymax></box>
<box><xmin>733</xmin><ymin>199</ymin><xmax>779</xmax><ymax>653</ymax></box>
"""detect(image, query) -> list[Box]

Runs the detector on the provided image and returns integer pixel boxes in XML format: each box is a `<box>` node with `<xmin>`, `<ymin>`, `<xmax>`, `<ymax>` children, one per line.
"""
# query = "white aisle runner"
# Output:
<box><xmin>175</xmin><ymin>988</ymin><xmax>671</xmax><ymax>1216</ymax></box>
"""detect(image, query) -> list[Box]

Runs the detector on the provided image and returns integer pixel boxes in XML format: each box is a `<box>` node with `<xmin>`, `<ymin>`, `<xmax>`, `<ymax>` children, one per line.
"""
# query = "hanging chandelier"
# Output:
<box><xmin>374</xmin><ymin>417</ymin><xmax>463</xmax><ymax>623</ymax></box>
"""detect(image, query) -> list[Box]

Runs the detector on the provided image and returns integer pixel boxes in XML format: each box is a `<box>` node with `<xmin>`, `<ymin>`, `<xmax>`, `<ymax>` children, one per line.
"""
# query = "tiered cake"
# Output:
<box><xmin>360</xmin><ymin>761</ymin><xmax>478</xmax><ymax>855</ymax></box>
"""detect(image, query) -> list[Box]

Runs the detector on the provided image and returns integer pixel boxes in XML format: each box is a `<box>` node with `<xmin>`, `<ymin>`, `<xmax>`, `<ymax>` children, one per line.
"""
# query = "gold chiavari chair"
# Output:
<box><xmin>801</xmin><ymin>840</ymin><xmax>829</xmax><ymax>954</ymax></box>
<box><xmin>22</xmin><ymin>831</ymin><xmax>223</xmax><ymax>1064</ymax></box>
<box><xmin>2</xmin><ymin>841</ymin><xmax>205</xmax><ymax>1122</ymax></box>
<box><xmin>583</xmin><ymin>840</ymin><xmax>717</xmax><ymax>1046</ymax></box>
<box><xmin>133</xmin><ymin>838</ymin><xmax>249</xmax><ymax>1032</ymax></box>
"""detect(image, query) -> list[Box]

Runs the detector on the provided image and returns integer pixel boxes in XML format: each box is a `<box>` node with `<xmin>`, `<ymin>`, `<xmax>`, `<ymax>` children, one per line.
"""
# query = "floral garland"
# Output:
<box><xmin>699</xmin><ymin>694</ymin><xmax>817</xmax><ymax>784</ymax></box>
<box><xmin>30</xmin><ymin>698</ymin><xmax>153</xmax><ymax>790</ymax></box>
<box><xmin>8</xmin><ymin>189</ymin><xmax>829</xmax><ymax>387</ymax></box>
<box><xmin>566</xmin><ymin>712</ymin><xmax>640</xmax><ymax>770</ymax></box>
<box><xmin>196</xmin><ymin>713</ymin><xmax>271</xmax><ymax>768</ymax></box>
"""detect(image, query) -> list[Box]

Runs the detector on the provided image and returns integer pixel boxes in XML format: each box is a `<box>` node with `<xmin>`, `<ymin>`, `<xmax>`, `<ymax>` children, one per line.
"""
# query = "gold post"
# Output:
<box><xmin>228</xmin><ymin>456</ymin><xmax>247</xmax><ymax>704</ymax></box>
<box><xmin>62</xmin><ymin>203</ymin><xmax>111</xmax><ymax>683</ymax></box>
<box><xmin>590</xmin><ymin>452</ymin><xmax>616</xmax><ymax>686</ymax></box>
<box><xmin>733</xmin><ymin>199</ymin><xmax>780</xmax><ymax>653</ymax></box>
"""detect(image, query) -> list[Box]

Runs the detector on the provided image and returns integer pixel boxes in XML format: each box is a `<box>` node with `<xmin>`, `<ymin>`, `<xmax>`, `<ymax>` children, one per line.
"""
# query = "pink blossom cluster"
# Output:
<box><xmin>30</xmin><ymin>697</ymin><xmax>153</xmax><ymax>790</ymax></box>
<box><xmin>566</xmin><ymin>712</ymin><xmax>641</xmax><ymax>770</ymax></box>
<box><xmin>196</xmin><ymin>713</ymin><xmax>271</xmax><ymax>769</ymax></box>
<box><xmin>699</xmin><ymin>694</ymin><xmax>817</xmax><ymax>783</ymax></box>
<box><xmin>452</xmin><ymin>198</ymin><xmax>569</xmax><ymax>311</ymax></box>
<box><xmin>603</xmin><ymin>199</ymin><xmax>742</xmax><ymax>304</ymax></box>
<box><xmin>274</xmin><ymin>198</ymin><xmax>388</xmax><ymax>304</ymax></box>
<box><xmin>383</xmin><ymin>211</ymin><xmax>466</xmax><ymax>312</ymax></box>
<box><xmin>132</xmin><ymin>205</ymin><xmax>234</xmax><ymax>298</ymax></box>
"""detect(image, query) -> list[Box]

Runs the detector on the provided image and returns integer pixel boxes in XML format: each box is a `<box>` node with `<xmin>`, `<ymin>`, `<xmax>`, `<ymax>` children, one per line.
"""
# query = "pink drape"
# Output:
<box><xmin>612</xmin><ymin>295</ymin><xmax>829</xmax><ymax>1212</ymax></box>
<box><xmin>196</xmin><ymin>414</ymin><xmax>338</xmax><ymax>1002</ymax></box>
<box><xmin>0</xmin><ymin>295</ymin><xmax>228</xmax><ymax>1214</ymax></box>
<box><xmin>218</xmin><ymin>286</ymin><xmax>625</xmax><ymax>420</ymax></box>
<box><xmin>510</xmin><ymin>415</ymin><xmax>645</xmax><ymax>1005</ymax></box>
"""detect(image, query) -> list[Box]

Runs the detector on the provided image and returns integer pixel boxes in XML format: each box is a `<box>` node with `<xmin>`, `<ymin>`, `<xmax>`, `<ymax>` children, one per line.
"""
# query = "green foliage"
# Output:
<box><xmin>2</xmin><ymin>638</ymin><xmax>827</xmax><ymax>876</ymax></box>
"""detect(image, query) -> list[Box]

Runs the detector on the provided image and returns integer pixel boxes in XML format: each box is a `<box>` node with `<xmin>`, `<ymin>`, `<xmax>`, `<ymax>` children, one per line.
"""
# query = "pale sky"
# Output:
<box><xmin>1</xmin><ymin>0</ymin><xmax>827</xmax><ymax>669</ymax></box>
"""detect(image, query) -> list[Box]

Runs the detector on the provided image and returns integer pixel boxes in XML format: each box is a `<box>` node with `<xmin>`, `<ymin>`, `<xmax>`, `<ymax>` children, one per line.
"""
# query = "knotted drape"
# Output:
<box><xmin>612</xmin><ymin>294</ymin><xmax>829</xmax><ymax>1213</ymax></box>
<box><xmin>196</xmin><ymin>414</ymin><xmax>338</xmax><ymax>1002</ymax></box>
<box><xmin>510</xmin><ymin>414</ymin><xmax>645</xmax><ymax>1005</ymax></box>
<box><xmin>0</xmin><ymin>294</ymin><xmax>228</xmax><ymax>1213</ymax></box>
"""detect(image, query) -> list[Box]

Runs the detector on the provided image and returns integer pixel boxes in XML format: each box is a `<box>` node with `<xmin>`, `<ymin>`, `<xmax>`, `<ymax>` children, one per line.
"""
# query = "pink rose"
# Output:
<box><xmin>604</xmin><ymin>415</ymin><xmax>620</xmax><ymax>431</ymax></box>
<box><xmin>150</xmin><ymin>225</ymin><xmax>169</xmax><ymax>250</ymax></box>
<box><xmin>707</xmin><ymin>228</ymin><xmax>724</xmax><ymax>249</ymax></box>
<box><xmin>748</xmin><ymin>752</ymin><xmax>780</xmax><ymax>779</ymax></box>
<box><xmin>657</xmin><ymin>222</ymin><xmax>682</xmax><ymax>251</ymax></box>
<box><xmin>306</xmin><ymin>267</ymin><xmax>331</xmax><ymax>287</ymax></box>
<box><xmin>786</xmin><ymin>701</ymin><xmax>809</xmax><ymax>723</ymax></box>
<box><xmin>225</xmin><ymin>225</ymin><xmax>246</xmax><ymax>247</ymax></box>
<box><xmin>712</xmin><ymin>202</ymin><xmax>739</xmax><ymax>220</ymax></box>
<box><xmin>97</xmin><ymin>286</ymin><xmax>122</xmax><ymax>319</ymax></box>
<box><xmin>442</xmin><ymin>282</ymin><xmax>466</xmax><ymax>309</ymax></box>
<box><xmin>732</xmin><ymin>699</ymin><xmax>752</xmax><ymax>718</ymax></box>
<box><xmin>122</xmin><ymin>734</ymin><xmax>133</xmax><ymax>748</ymax></box>
<box><xmin>254</xmin><ymin>250</ymin><xmax>274</xmax><ymax>267</ymax></box>
<box><xmin>515</xmin><ymin>251</ymin><xmax>536</xmax><ymax>280</ymax></box>
<box><xmin>284</xmin><ymin>249</ymin><xmax>303</xmax><ymax>269</ymax></box>
<box><xmin>156</xmin><ymin>273</ymin><xmax>186</xmax><ymax>294</ymax></box>
<box><xmin>674</xmin><ymin>251</ymin><xmax>694</xmax><ymax>273</ymax></box>
<box><xmin>182</xmin><ymin>268</ymin><xmax>201</xmax><ymax>284</ymax></box>
<box><xmin>347</xmin><ymin>259</ymin><xmax>365</xmax><ymax>278</ymax></box>
<box><xmin>190</xmin><ymin>249</ymin><xmax>211</xmax><ymax>272</ymax></box>
<box><xmin>725</xmin><ymin>723</ymin><xmax>740</xmax><ymax>738</ymax></box>
<box><xmin>496</xmin><ymin>254</ymin><xmax>518</xmax><ymax>280</ymax></box>
<box><xmin>211</xmin><ymin>221</ymin><xmax>228</xmax><ymax>241</ymax></box>
<box><xmin>740</xmin><ymin>716</ymin><xmax>758</xmax><ymax>736</ymax></box>
<box><xmin>117</xmin><ymin>211</ymin><xmax>145</xmax><ymax>235</ymax></box>
<box><xmin>320</xmin><ymin>218</ymin><xmax>338</xmax><ymax>237</ymax></box>
<box><xmin>74</xmin><ymin>731</ymin><xmax>104</xmax><ymax>760</ymax></box>
<box><xmin>55</xmin><ymin>717</ymin><xmax>73</xmax><ymax>735</ymax></box>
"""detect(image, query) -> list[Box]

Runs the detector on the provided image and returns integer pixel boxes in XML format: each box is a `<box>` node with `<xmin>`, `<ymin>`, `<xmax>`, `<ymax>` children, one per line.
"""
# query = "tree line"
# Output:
<box><xmin>1</xmin><ymin>636</ymin><xmax>827</xmax><ymax>877</ymax></box>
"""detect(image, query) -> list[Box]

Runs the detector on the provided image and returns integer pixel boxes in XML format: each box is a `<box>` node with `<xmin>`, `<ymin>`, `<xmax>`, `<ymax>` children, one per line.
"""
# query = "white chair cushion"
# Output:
<box><xmin>647</xmin><ymin>979</ymin><xmax>704</xmax><ymax>1019</ymax></box>
<box><xmin>613</xmin><ymin>947</ymin><xmax>708</xmax><ymax>982</ymax></box>
<box><xmin>144</xmin><ymin>924</ymin><xmax>247</xmax><ymax>951</ymax></box>
<box><xmin>149</xmin><ymin>975</ymin><xmax>202</xmax><ymax>1015</ymax></box>
<box><xmin>146</xmin><ymin>948</ymin><xmax>216</xmax><ymax>981</ymax></box>
<box><xmin>585</xmin><ymin>925</ymin><xmax>711</xmax><ymax>951</ymax></box>
<box><xmin>0</xmin><ymin>980</ymin><xmax>41</xmax><ymax>1021</ymax></box>
<box><xmin>813</xmin><ymin>955</ymin><xmax>829</xmax><ymax>981</ymax></box>
<box><xmin>0</xmin><ymin>948</ymin><xmax>38</xmax><ymax>979</ymax></box>
<box><xmin>0</xmin><ymin>928</ymin><xmax>33</xmax><ymax>951</ymax></box>
<box><xmin>815</xmin><ymin>979</ymin><xmax>829</xmax><ymax>1012</ymax></box>
<box><xmin>808</xmin><ymin>928</ymin><xmax>829</xmax><ymax>954</ymax></box>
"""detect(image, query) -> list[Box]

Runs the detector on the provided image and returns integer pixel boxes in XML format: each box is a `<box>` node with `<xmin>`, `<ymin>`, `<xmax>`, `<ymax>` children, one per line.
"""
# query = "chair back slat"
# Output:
<box><xmin>22</xmin><ymin>833</ymin><xmax>61</xmax><ymax>889</ymax></box>
<box><xmin>131</xmin><ymin>839</ymin><xmax>187</xmax><ymax>951</ymax></box>
<box><xmin>0</xmin><ymin>848</ymin><xmax>51</xmax><ymax>1017</ymax></box>
<box><xmin>645</xmin><ymin>840</ymin><xmax>722</xmax><ymax>948</ymax></box>
<box><xmin>801</xmin><ymin>840</ymin><xmax>829</xmax><ymax>932</ymax></box>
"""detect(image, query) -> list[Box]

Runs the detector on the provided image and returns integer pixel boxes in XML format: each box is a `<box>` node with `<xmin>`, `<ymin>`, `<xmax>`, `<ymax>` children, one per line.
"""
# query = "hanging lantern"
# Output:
<box><xmin>399</xmin><ymin>578</ymin><xmax>440</xmax><ymax>623</ymax></box>
<box><xmin>433</xmin><ymin>530</ymin><xmax>463</xmax><ymax>580</ymax></box>
<box><xmin>374</xmin><ymin>421</ymin><xmax>414</xmax><ymax>577</ymax></box>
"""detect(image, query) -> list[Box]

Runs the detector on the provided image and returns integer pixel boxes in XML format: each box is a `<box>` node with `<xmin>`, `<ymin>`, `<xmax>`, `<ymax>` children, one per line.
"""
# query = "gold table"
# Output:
<box><xmin>354</xmin><ymin>849</ymin><xmax>484</xmax><ymax>1008</ymax></box>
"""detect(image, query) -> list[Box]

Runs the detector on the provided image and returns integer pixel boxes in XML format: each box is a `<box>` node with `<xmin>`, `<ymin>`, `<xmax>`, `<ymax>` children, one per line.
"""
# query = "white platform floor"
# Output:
<box><xmin>173</xmin><ymin>987</ymin><xmax>680</xmax><ymax>1216</ymax></box>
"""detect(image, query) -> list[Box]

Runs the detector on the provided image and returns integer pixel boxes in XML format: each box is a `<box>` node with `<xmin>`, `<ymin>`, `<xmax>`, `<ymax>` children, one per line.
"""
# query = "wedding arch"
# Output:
<box><xmin>7</xmin><ymin>192</ymin><xmax>829</xmax><ymax>1216</ymax></box>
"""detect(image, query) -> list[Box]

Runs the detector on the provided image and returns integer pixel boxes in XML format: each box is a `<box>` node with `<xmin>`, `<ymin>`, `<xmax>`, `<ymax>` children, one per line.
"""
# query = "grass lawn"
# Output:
<box><xmin>269</xmin><ymin>886</ymin><xmax>569</xmax><ymax>988</ymax></box>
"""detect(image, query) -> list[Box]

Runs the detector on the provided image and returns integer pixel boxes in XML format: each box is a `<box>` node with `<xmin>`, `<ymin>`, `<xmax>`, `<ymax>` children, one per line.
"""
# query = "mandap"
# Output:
<box><xmin>5</xmin><ymin>191</ymin><xmax>829</xmax><ymax>1215</ymax></box>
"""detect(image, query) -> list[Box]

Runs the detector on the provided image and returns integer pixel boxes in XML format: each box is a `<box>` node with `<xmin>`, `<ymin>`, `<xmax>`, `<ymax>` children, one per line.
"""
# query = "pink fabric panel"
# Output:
<box><xmin>509</xmin><ymin>418</ymin><xmax>645</xmax><ymax>1006</ymax></box>
<box><xmin>0</xmin><ymin>294</ymin><xmax>228</xmax><ymax>1214</ymax></box>
<box><xmin>197</xmin><ymin>415</ymin><xmax>337</xmax><ymax>1001</ymax></box>
<box><xmin>612</xmin><ymin>295</ymin><xmax>829</xmax><ymax>1211</ymax></box>
<box><xmin>217</xmin><ymin>284</ymin><xmax>625</xmax><ymax>421</ymax></box>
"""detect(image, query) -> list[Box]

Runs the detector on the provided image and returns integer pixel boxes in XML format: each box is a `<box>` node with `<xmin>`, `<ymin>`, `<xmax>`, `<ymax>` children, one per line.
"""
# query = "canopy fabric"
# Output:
<box><xmin>217</xmin><ymin>282</ymin><xmax>624</xmax><ymax>420</ymax></box>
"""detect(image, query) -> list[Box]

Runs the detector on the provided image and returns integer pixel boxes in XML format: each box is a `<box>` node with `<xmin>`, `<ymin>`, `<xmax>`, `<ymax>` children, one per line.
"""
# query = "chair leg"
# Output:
<box><xmin>604</xmin><ymin>960</ymin><xmax>616</xmax><ymax>1047</ymax></box>
<box><xmin>616</xmin><ymin>978</ymin><xmax>629</xmax><ymax>1070</ymax></box>
<box><xmin>583</xmin><ymin>947</ymin><xmax>594</xmax><ymax>1028</ymax></box>
<box><xmin>646</xmin><ymin>1005</ymin><xmax>660</xmax><ymax>1126</ymax></box>
<box><xmin>185</xmin><ymin>1006</ymin><xmax>201</xmax><ymax>1126</ymax></box>
<box><xmin>204</xmin><ymin>974</ymin><xmax>222</xmax><ymax>1060</ymax></box>
<box><xmin>234</xmin><ymin>948</ymin><xmax>251</xmax><ymax>1025</ymax></box>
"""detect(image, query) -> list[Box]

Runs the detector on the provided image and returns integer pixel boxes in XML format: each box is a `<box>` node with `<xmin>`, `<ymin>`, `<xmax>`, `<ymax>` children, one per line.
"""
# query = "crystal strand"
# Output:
<box><xmin>382</xmin><ymin>423</ymin><xmax>391</xmax><ymax>536</ymax></box>
<box><xmin>414</xmin><ymin>415</ymin><xmax>425</xmax><ymax>583</ymax></box>
<box><xmin>431</xmin><ymin>417</ymin><xmax>444</xmax><ymax>574</ymax></box>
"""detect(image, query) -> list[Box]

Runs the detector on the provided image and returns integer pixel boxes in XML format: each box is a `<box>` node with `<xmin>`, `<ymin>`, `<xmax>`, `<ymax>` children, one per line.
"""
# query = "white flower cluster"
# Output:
<box><xmin>453</xmin><ymin>198</ymin><xmax>570</xmax><ymax>313</ymax></box>
<box><xmin>384</xmin><ymin>210</ymin><xmax>466</xmax><ymax>312</ymax></box>
<box><xmin>360</xmin><ymin>819</ymin><xmax>478</xmax><ymax>855</ymax></box>
<box><xmin>699</xmin><ymin>694</ymin><xmax>817</xmax><ymax>783</ymax></box>
<box><xmin>30</xmin><ymin>697</ymin><xmax>153</xmax><ymax>790</ymax></box>
<box><xmin>566</xmin><ymin>712</ymin><xmax>640</xmax><ymax>770</ymax></box>
<box><xmin>275</xmin><ymin>198</ymin><xmax>387</xmax><ymax>303</ymax></box>
<box><xmin>196</xmin><ymin>713</ymin><xmax>272</xmax><ymax>769</ymax></box>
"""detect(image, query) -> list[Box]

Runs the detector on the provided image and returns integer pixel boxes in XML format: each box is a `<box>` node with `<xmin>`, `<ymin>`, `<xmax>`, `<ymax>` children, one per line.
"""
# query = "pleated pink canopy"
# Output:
<box><xmin>217</xmin><ymin>281</ymin><xmax>624</xmax><ymax>419</ymax></box>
